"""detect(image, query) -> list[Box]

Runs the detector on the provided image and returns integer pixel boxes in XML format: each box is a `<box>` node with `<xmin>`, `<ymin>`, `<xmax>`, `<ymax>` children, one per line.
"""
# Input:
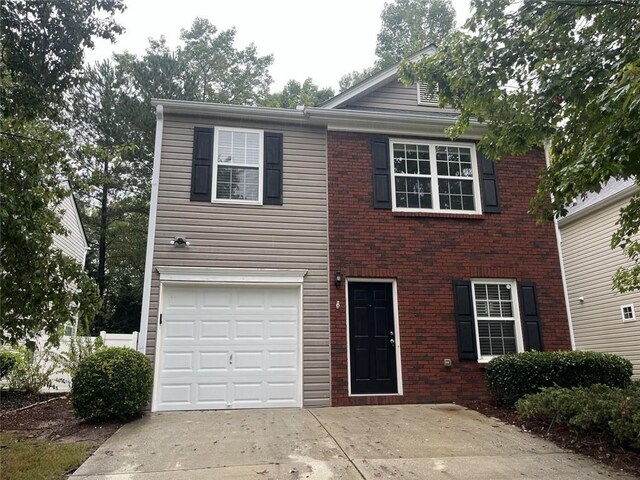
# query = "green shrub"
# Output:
<box><xmin>70</xmin><ymin>347</ymin><xmax>152</xmax><ymax>422</ymax></box>
<box><xmin>516</xmin><ymin>382</ymin><xmax>640</xmax><ymax>449</ymax></box>
<box><xmin>7</xmin><ymin>346</ymin><xmax>57</xmax><ymax>393</ymax></box>
<box><xmin>609</xmin><ymin>381</ymin><xmax>640</xmax><ymax>449</ymax></box>
<box><xmin>486</xmin><ymin>351</ymin><xmax>632</xmax><ymax>407</ymax></box>
<box><xmin>0</xmin><ymin>350</ymin><xmax>18</xmax><ymax>379</ymax></box>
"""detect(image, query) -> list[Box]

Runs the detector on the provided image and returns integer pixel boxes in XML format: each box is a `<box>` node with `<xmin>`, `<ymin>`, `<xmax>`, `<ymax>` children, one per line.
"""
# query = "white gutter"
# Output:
<box><xmin>138</xmin><ymin>104</ymin><xmax>164</xmax><ymax>354</ymax></box>
<box><xmin>557</xmin><ymin>183</ymin><xmax>639</xmax><ymax>228</ymax></box>
<box><xmin>545</xmin><ymin>141</ymin><xmax>576</xmax><ymax>350</ymax></box>
<box><xmin>153</xmin><ymin>98</ymin><xmax>486</xmax><ymax>139</ymax></box>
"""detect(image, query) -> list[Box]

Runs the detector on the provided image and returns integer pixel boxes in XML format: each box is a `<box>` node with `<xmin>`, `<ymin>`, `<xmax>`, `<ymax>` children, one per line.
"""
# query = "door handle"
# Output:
<box><xmin>390</xmin><ymin>338</ymin><xmax>395</xmax><ymax>346</ymax></box>
<box><xmin>229</xmin><ymin>353</ymin><xmax>233</xmax><ymax>365</ymax></box>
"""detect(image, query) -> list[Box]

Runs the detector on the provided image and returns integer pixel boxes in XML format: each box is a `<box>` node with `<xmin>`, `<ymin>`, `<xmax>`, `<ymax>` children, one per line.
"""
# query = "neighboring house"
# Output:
<box><xmin>558</xmin><ymin>179</ymin><xmax>640</xmax><ymax>377</ymax></box>
<box><xmin>52</xmin><ymin>183</ymin><xmax>89</xmax><ymax>337</ymax></box>
<box><xmin>140</xmin><ymin>47</ymin><xmax>572</xmax><ymax>412</ymax></box>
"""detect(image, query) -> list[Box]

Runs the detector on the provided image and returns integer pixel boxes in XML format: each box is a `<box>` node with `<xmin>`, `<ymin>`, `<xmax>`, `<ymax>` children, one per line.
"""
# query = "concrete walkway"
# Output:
<box><xmin>70</xmin><ymin>404</ymin><xmax>634</xmax><ymax>479</ymax></box>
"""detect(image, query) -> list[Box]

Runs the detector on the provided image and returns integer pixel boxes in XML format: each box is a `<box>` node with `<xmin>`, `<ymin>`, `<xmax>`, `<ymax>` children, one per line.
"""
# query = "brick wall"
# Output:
<box><xmin>328</xmin><ymin>131</ymin><xmax>571</xmax><ymax>406</ymax></box>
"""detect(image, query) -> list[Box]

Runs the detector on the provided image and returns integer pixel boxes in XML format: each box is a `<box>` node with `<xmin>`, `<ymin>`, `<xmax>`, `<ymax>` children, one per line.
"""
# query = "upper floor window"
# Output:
<box><xmin>472</xmin><ymin>280</ymin><xmax>524</xmax><ymax>361</ymax></box>
<box><xmin>390</xmin><ymin>140</ymin><xmax>481</xmax><ymax>214</ymax></box>
<box><xmin>213</xmin><ymin>127</ymin><xmax>263</xmax><ymax>204</ymax></box>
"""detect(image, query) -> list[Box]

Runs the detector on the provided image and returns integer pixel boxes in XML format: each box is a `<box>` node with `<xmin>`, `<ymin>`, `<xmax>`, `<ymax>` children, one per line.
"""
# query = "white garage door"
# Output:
<box><xmin>155</xmin><ymin>285</ymin><xmax>300</xmax><ymax>411</ymax></box>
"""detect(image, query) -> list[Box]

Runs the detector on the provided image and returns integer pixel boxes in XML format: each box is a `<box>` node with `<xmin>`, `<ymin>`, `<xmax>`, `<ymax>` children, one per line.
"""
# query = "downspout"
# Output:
<box><xmin>544</xmin><ymin>140</ymin><xmax>576</xmax><ymax>350</ymax></box>
<box><xmin>138</xmin><ymin>104</ymin><xmax>164</xmax><ymax>354</ymax></box>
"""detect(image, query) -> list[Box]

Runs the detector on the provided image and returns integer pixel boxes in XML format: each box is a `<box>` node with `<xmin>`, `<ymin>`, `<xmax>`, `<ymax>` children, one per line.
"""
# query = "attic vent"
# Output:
<box><xmin>417</xmin><ymin>83</ymin><xmax>438</xmax><ymax>105</ymax></box>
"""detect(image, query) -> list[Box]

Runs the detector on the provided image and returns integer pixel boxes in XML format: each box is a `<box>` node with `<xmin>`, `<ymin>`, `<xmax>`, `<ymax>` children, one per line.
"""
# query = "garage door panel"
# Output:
<box><xmin>156</xmin><ymin>285</ymin><xmax>300</xmax><ymax>411</ymax></box>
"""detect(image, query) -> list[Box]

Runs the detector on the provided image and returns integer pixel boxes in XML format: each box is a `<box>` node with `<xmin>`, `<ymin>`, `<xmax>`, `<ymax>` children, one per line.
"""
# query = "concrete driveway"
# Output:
<box><xmin>71</xmin><ymin>404</ymin><xmax>633</xmax><ymax>480</ymax></box>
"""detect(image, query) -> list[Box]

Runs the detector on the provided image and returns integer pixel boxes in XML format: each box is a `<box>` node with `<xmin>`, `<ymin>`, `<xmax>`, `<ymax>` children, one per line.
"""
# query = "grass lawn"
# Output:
<box><xmin>0</xmin><ymin>434</ymin><xmax>92</xmax><ymax>480</ymax></box>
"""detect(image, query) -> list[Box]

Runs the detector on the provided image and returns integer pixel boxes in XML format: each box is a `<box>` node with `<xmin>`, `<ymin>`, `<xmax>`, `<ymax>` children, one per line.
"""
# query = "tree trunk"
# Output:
<box><xmin>97</xmin><ymin>157</ymin><xmax>108</xmax><ymax>297</ymax></box>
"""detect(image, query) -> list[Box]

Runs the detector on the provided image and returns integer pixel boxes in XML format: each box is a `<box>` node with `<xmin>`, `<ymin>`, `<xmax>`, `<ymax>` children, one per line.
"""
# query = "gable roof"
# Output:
<box><xmin>319</xmin><ymin>45</ymin><xmax>437</xmax><ymax>109</ymax></box>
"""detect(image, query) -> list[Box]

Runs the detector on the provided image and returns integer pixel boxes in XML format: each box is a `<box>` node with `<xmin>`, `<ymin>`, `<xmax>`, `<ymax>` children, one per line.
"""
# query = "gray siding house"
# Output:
<box><xmin>559</xmin><ymin>179</ymin><xmax>640</xmax><ymax>377</ymax></box>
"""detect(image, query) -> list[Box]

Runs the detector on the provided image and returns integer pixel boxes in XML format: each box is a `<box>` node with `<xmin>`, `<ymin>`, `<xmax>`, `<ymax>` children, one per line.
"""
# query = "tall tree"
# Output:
<box><xmin>179</xmin><ymin>18</ymin><xmax>273</xmax><ymax>104</ymax></box>
<box><xmin>261</xmin><ymin>78</ymin><xmax>334</xmax><ymax>108</ymax></box>
<box><xmin>399</xmin><ymin>0</ymin><xmax>640</xmax><ymax>291</ymax></box>
<box><xmin>71</xmin><ymin>60</ymin><xmax>150</xmax><ymax>334</ymax></box>
<box><xmin>0</xmin><ymin>0</ymin><xmax>123</xmax><ymax>346</ymax></box>
<box><xmin>376</xmin><ymin>0</ymin><xmax>456</xmax><ymax>68</ymax></box>
<box><xmin>339</xmin><ymin>0</ymin><xmax>456</xmax><ymax>91</ymax></box>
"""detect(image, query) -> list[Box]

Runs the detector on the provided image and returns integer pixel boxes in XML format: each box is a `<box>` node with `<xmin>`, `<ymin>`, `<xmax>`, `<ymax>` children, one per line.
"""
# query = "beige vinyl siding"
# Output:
<box><xmin>345</xmin><ymin>80</ymin><xmax>456</xmax><ymax>114</ymax></box>
<box><xmin>560</xmin><ymin>196</ymin><xmax>640</xmax><ymax>377</ymax></box>
<box><xmin>145</xmin><ymin>114</ymin><xmax>330</xmax><ymax>407</ymax></box>
<box><xmin>52</xmin><ymin>195</ymin><xmax>86</xmax><ymax>266</ymax></box>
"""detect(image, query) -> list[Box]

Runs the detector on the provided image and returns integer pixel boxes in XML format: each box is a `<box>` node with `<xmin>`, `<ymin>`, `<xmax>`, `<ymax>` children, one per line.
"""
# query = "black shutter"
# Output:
<box><xmin>478</xmin><ymin>150</ymin><xmax>500</xmax><ymax>213</ymax></box>
<box><xmin>372</xmin><ymin>137</ymin><xmax>392</xmax><ymax>209</ymax></box>
<box><xmin>263</xmin><ymin>132</ymin><xmax>283</xmax><ymax>205</ymax></box>
<box><xmin>190</xmin><ymin>127</ymin><xmax>214</xmax><ymax>202</ymax></box>
<box><xmin>453</xmin><ymin>280</ymin><xmax>478</xmax><ymax>360</ymax></box>
<box><xmin>519</xmin><ymin>282</ymin><xmax>544</xmax><ymax>351</ymax></box>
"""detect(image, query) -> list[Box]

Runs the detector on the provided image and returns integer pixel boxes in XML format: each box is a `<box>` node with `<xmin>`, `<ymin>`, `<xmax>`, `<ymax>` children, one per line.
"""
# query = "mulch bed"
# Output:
<box><xmin>461</xmin><ymin>399</ymin><xmax>640</xmax><ymax>478</ymax></box>
<box><xmin>0</xmin><ymin>392</ymin><xmax>122</xmax><ymax>445</ymax></box>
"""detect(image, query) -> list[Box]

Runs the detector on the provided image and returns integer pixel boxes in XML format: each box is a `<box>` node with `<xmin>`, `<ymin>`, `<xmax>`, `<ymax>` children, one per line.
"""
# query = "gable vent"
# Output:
<box><xmin>417</xmin><ymin>83</ymin><xmax>438</xmax><ymax>105</ymax></box>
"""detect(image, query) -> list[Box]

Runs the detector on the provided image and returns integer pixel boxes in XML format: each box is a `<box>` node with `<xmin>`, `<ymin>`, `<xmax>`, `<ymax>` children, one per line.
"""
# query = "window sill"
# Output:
<box><xmin>392</xmin><ymin>211</ymin><xmax>485</xmax><ymax>220</ymax></box>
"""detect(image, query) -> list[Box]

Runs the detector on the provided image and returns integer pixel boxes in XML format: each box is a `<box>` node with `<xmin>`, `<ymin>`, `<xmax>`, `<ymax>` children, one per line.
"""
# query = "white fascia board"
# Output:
<box><xmin>138</xmin><ymin>104</ymin><xmax>164</xmax><ymax>354</ymax></box>
<box><xmin>156</xmin><ymin>266</ymin><xmax>308</xmax><ymax>284</ymax></box>
<box><xmin>319</xmin><ymin>45</ymin><xmax>437</xmax><ymax>109</ymax></box>
<box><xmin>557</xmin><ymin>184</ymin><xmax>640</xmax><ymax>228</ymax></box>
<box><xmin>305</xmin><ymin>107</ymin><xmax>486</xmax><ymax>139</ymax></box>
<box><xmin>152</xmin><ymin>98</ymin><xmax>486</xmax><ymax>138</ymax></box>
<box><xmin>151</xmin><ymin>99</ymin><xmax>308</xmax><ymax>123</ymax></box>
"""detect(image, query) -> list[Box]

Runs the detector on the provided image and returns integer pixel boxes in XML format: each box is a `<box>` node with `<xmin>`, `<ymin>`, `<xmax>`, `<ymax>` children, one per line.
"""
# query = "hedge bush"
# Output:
<box><xmin>486</xmin><ymin>351</ymin><xmax>632</xmax><ymax>407</ymax></box>
<box><xmin>516</xmin><ymin>382</ymin><xmax>640</xmax><ymax>449</ymax></box>
<box><xmin>71</xmin><ymin>347</ymin><xmax>152</xmax><ymax>422</ymax></box>
<box><xmin>0</xmin><ymin>350</ymin><xmax>18</xmax><ymax>379</ymax></box>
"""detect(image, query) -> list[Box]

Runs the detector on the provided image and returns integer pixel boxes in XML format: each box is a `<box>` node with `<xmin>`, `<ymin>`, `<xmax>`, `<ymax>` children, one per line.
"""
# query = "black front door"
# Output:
<box><xmin>348</xmin><ymin>282</ymin><xmax>398</xmax><ymax>394</ymax></box>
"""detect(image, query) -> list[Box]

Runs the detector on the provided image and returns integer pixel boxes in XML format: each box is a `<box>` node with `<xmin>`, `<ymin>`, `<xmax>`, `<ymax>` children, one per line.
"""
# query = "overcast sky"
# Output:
<box><xmin>86</xmin><ymin>0</ymin><xmax>472</xmax><ymax>92</ymax></box>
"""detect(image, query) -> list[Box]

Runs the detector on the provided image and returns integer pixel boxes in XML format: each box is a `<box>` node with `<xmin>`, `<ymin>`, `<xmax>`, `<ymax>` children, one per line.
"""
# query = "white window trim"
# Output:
<box><xmin>621</xmin><ymin>304</ymin><xmax>636</xmax><ymax>323</ymax></box>
<box><xmin>471</xmin><ymin>279</ymin><xmax>524</xmax><ymax>363</ymax></box>
<box><xmin>389</xmin><ymin>139</ymin><xmax>482</xmax><ymax>215</ymax></box>
<box><xmin>212</xmin><ymin>126</ymin><xmax>264</xmax><ymax>205</ymax></box>
<box><xmin>345</xmin><ymin>278</ymin><xmax>403</xmax><ymax>397</ymax></box>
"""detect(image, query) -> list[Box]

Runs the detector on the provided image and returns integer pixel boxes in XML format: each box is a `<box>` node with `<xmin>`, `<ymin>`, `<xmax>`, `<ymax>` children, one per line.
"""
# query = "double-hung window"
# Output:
<box><xmin>213</xmin><ymin>127</ymin><xmax>263</xmax><ymax>204</ymax></box>
<box><xmin>390</xmin><ymin>140</ymin><xmax>481</xmax><ymax>214</ymax></box>
<box><xmin>471</xmin><ymin>280</ymin><xmax>524</xmax><ymax>361</ymax></box>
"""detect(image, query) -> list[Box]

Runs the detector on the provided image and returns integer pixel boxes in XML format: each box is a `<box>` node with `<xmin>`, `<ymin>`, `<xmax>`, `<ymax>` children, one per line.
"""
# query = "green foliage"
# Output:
<box><xmin>516</xmin><ymin>382</ymin><xmax>640</xmax><ymax>449</ymax></box>
<box><xmin>0</xmin><ymin>0</ymin><xmax>125</xmax><ymax>121</ymax></box>
<box><xmin>376</xmin><ymin>0</ymin><xmax>456</xmax><ymax>68</ymax></box>
<box><xmin>0</xmin><ymin>350</ymin><xmax>18</xmax><ymax>379</ymax></box>
<box><xmin>54</xmin><ymin>336</ymin><xmax>104</xmax><ymax>382</ymax></box>
<box><xmin>71</xmin><ymin>347</ymin><xmax>152</xmax><ymax>421</ymax></box>
<box><xmin>0</xmin><ymin>0</ymin><xmax>120</xmax><ymax>346</ymax></box>
<box><xmin>399</xmin><ymin>0</ymin><xmax>640</xmax><ymax>292</ymax></box>
<box><xmin>262</xmin><ymin>78</ymin><xmax>334</xmax><ymax>108</ymax></box>
<box><xmin>486</xmin><ymin>351</ymin><xmax>633</xmax><ymax>407</ymax></box>
<box><xmin>0</xmin><ymin>120</ymin><xmax>100</xmax><ymax>347</ymax></box>
<box><xmin>7</xmin><ymin>346</ymin><xmax>57</xmax><ymax>394</ymax></box>
<box><xmin>179</xmin><ymin>17</ymin><xmax>274</xmax><ymax>104</ymax></box>
<box><xmin>339</xmin><ymin>0</ymin><xmax>455</xmax><ymax>91</ymax></box>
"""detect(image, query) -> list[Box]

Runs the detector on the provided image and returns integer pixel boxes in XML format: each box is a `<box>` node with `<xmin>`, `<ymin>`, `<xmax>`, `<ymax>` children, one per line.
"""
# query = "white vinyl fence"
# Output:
<box><xmin>45</xmin><ymin>332</ymin><xmax>139</xmax><ymax>392</ymax></box>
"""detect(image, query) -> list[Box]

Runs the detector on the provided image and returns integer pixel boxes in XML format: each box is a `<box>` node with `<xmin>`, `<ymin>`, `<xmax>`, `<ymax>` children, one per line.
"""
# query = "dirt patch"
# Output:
<box><xmin>0</xmin><ymin>393</ymin><xmax>122</xmax><ymax>445</ymax></box>
<box><xmin>460</xmin><ymin>400</ymin><xmax>640</xmax><ymax>479</ymax></box>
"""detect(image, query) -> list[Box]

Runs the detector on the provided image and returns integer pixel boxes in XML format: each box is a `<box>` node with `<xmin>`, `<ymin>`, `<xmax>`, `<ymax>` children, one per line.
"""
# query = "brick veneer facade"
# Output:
<box><xmin>328</xmin><ymin>131</ymin><xmax>571</xmax><ymax>406</ymax></box>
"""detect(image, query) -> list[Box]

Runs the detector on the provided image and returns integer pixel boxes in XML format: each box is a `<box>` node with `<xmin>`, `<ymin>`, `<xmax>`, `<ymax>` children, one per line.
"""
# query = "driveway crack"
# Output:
<box><xmin>306</xmin><ymin>409</ymin><xmax>366</xmax><ymax>480</ymax></box>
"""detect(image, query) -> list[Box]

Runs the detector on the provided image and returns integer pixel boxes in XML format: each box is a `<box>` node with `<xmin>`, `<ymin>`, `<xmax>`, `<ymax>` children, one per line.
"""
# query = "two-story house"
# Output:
<box><xmin>139</xmin><ymin>48</ymin><xmax>572</xmax><ymax>411</ymax></box>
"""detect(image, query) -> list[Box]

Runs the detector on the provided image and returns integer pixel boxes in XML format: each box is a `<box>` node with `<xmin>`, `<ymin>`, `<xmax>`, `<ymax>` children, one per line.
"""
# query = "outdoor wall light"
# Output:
<box><xmin>170</xmin><ymin>237</ymin><xmax>190</xmax><ymax>247</ymax></box>
<box><xmin>335</xmin><ymin>271</ymin><xmax>342</xmax><ymax>287</ymax></box>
